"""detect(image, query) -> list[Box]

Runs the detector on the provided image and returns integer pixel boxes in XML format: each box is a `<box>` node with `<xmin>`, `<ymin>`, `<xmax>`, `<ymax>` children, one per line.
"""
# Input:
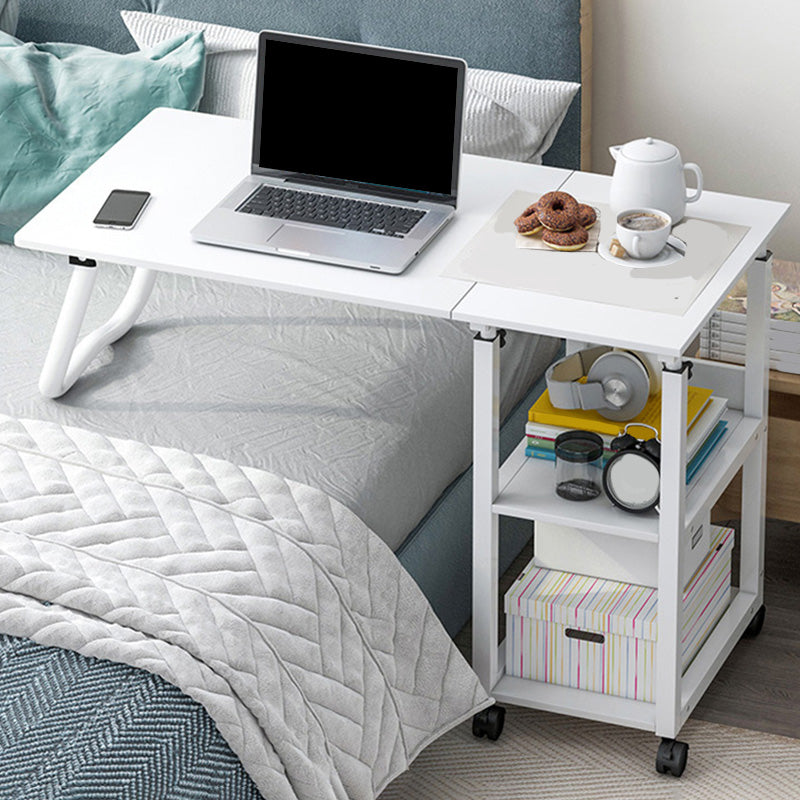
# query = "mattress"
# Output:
<box><xmin>0</xmin><ymin>243</ymin><xmax>559</xmax><ymax>551</ymax></box>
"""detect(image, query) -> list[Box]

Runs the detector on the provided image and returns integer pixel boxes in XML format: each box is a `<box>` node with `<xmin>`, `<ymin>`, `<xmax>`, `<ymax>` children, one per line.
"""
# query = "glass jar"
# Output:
<box><xmin>554</xmin><ymin>430</ymin><xmax>604</xmax><ymax>501</ymax></box>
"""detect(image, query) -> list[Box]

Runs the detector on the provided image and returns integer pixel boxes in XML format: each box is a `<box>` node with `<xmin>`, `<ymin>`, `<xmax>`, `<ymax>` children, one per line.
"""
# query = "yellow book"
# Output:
<box><xmin>528</xmin><ymin>385</ymin><xmax>713</xmax><ymax>440</ymax></box>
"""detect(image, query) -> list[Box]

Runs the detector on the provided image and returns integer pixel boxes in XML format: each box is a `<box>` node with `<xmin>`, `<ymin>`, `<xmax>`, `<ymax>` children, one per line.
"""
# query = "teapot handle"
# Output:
<box><xmin>684</xmin><ymin>162</ymin><xmax>703</xmax><ymax>204</ymax></box>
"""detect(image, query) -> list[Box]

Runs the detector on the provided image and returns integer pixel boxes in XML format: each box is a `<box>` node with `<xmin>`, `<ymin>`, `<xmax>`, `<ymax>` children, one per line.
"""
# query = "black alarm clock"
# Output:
<box><xmin>602</xmin><ymin>423</ymin><xmax>661</xmax><ymax>513</ymax></box>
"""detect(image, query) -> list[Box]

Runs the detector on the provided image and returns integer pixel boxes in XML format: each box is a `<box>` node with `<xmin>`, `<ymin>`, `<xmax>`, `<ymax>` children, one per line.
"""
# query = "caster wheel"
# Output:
<box><xmin>743</xmin><ymin>604</ymin><xmax>766</xmax><ymax>638</ymax></box>
<box><xmin>472</xmin><ymin>705</ymin><xmax>506</xmax><ymax>741</ymax></box>
<box><xmin>656</xmin><ymin>738</ymin><xmax>688</xmax><ymax>777</ymax></box>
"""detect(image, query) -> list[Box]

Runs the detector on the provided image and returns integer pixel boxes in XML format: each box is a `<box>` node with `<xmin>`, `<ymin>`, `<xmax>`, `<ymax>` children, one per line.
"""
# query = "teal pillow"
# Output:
<box><xmin>0</xmin><ymin>31</ymin><xmax>205</xmax><ymax>243</ymax></box>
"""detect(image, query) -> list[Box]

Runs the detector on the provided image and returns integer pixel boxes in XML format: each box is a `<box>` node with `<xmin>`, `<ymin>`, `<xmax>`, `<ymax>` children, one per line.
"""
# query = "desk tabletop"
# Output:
<box><xmin>15</xmin><ymin>108</ymin><xmax>790</xmax><ymax>353</ymax></box>
<box><xmin>13</xmin><ymin>107</ymin><xmax>570</xmax><ymax>320</ymax></box>
<box><xmin>453</xmin><ymin>171</ymin><xmax>790</xmax><ymax>356</ymax></box>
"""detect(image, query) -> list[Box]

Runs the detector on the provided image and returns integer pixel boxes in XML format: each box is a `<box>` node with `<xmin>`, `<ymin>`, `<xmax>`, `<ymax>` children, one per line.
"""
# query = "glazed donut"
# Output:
<box><xmin>514</xmin><ymin>204</ymin><xmax>544</xmax><ymax>236</ymax></box>
<box><xmin>542</xmin><ymin>226</ymin><xmax>589</xmax><ymax>252</ymax></box>
<box><xmin>536</xmin><ymin>191</ymin><xmax>579</xmax><ymax>232</ymax></box>
<box><xmin>577</xmin><ymin>203</ymin><xmax>597</xmax><ymax>230</ymax></box>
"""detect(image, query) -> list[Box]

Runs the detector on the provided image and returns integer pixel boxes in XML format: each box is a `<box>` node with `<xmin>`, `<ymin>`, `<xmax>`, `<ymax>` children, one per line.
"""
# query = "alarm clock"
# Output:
<box><xmin>602</xmin><ymin>424</ymin><xmax>661</xmax><ymax>513</ymax></box>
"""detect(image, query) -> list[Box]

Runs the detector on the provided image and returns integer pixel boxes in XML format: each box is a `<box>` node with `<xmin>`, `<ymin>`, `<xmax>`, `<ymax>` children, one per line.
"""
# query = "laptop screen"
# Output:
<box><xmin>253</xmin><ymin>34</ymin><xmax>465</xmax><ymax>201</ymax></box>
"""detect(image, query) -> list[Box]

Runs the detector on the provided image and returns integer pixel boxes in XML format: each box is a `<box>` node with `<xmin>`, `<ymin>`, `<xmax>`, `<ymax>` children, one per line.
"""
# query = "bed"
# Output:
<box><xmin>0</xmin><ymin>1</ymin><xmax>590</xmax><ymax>797</ymax></box>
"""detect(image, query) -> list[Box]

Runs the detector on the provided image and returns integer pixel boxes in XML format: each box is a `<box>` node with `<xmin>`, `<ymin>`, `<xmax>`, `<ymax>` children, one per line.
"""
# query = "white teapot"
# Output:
<box><xmin>609</xmin><ymin>137</ymin><xmax>703</xmax><ymax>224</ymax></box>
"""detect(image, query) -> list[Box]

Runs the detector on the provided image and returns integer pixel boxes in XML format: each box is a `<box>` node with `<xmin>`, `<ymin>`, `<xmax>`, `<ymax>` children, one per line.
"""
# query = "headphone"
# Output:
<box><xmin>545</xmin><ymin>346</ymin><xmax>661</xmax><ymax>422</ymax></box>
<box><xmin>602</xmin><ymin>424</ymin><xmax>661</xmax><ymax>513</ymax></box>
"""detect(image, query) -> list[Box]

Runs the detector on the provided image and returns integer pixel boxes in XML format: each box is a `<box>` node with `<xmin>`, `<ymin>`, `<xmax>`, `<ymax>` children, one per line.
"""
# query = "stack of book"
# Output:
<box><xmin>526</xmin><ymin>384</ymin><xmax>728</xmax><ymax>485</ymax></box>
<box><xmin>697</xmin><ymin>259</ymin><xmax>800</xmax><ymax>374</ymax></box>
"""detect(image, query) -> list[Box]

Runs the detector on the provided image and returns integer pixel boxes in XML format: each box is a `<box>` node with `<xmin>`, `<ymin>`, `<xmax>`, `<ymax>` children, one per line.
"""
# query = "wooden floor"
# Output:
<box><xmin>692</xmin><ymin>518</ymin><xmax>800</xmax><ymax>739</ymax></box>
<box><xmin>457</xmin><ymin>517</ymin><xmax>800</xmax><ymax>740</ymax></box>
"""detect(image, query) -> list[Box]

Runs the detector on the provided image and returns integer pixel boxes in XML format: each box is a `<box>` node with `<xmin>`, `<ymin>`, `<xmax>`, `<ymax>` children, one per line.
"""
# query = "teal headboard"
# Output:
<box><xmin>16</xmin><ymin>0</ymin><xmax>588</xmax><ymax>169</ymax></box>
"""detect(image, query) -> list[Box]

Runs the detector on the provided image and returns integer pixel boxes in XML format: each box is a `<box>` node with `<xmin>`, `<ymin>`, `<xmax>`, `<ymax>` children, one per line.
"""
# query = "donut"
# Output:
<box><xmin>514</xmin><ymin>204</ymin><xmax>544</xmax><ymax>236</ymax></box>
<box><xmin>577</xmin><ymin>203</ymin><xmax>597</xmax><ymax>229</ymax></box>
<box><xmin>536</xmin><ymin>191</ymin><xmax>579</xmax><ymax>232</ymax></box>
<box><xmin>542</xmin><ymin>226</ymin><xmax>589</xmax><ymax>252</ymax></box>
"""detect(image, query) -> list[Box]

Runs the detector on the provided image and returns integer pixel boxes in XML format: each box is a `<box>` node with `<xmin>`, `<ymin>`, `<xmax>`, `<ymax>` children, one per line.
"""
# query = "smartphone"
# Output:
<box><xmin>93</xmin><ymin>190</ymin><xmax>151</xmax><ymax>229</ymax></box>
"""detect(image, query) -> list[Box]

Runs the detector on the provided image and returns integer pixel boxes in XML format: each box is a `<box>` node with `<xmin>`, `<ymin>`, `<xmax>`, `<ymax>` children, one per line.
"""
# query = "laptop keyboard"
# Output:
<box><xmin>237</xmin><ymin>185</ymin><xmax>426</xmax><ymax>237</ymax></box>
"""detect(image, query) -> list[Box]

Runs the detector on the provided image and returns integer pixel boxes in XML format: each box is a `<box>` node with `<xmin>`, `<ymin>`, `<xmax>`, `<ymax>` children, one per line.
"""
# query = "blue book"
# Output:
<box><xmin>684</xmin><ymin>420</ymin><xmax>728</xmax><ymax>484</ymax></box>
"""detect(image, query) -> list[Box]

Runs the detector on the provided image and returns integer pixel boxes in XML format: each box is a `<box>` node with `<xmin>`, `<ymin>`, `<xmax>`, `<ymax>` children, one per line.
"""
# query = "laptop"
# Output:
<box><xmin>191</xmin><ymin>30</ymin><xmax>467</xmax><ymax>275</ymax></box>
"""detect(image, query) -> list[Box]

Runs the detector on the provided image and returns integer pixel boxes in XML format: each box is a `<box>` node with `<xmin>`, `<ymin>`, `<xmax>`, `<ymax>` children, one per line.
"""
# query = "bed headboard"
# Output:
<box><xmin>16</xmin><ymin>0</ymin><xmax>592</xmax><ymax>170</ymax></box>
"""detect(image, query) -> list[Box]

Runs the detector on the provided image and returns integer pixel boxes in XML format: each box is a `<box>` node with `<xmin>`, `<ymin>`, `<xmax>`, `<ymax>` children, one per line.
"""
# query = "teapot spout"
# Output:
<box><xmin>609</xmin><ymin>145</ymin><xmax>622</xmax><ymax>161</ymax></box>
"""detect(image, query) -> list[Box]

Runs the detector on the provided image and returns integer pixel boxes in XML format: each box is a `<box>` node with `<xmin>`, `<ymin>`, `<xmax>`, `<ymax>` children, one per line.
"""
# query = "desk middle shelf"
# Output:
<box><xmin>495</xmin><ymin>407</ymin><xmax>762</xmax><ymax>541</ymax></box>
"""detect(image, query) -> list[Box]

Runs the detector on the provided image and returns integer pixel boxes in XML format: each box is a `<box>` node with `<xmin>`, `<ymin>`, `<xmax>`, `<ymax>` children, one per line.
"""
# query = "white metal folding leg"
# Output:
<box><xmin>472</xmin><ymin>324</ymin><xmax>502</xmax><ymax>692</ymax></box>
<box><xmin>39</xmin><ymin>258</ymin><xmax>156</xmax><ymax>398</ymax></box>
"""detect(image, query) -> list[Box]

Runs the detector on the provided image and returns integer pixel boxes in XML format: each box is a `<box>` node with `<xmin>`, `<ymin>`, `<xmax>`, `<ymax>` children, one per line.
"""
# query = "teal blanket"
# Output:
<box><xmin>0</xmin><ymin>30</ymin><xmax>205</xmax><ymax>243</ymax></box>
<box><xmin>0</xmin><ymin>633</ymin><xmax>262</xmax><ymax>799</ymax></box>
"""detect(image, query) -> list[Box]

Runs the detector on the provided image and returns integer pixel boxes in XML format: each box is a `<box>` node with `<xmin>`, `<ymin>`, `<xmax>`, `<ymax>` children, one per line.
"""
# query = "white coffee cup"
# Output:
<box><xmin>615</xmin><ymin>208</ymin><xmax>672</xmax><ymax>260</ymax></box>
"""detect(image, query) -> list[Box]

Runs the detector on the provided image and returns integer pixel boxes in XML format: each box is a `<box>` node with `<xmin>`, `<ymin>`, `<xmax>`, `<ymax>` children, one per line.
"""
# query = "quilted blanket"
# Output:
<box><xmin>0</xmin><ymin>415</ymin><xmax>490</xmax><ymax>799</ymax></box>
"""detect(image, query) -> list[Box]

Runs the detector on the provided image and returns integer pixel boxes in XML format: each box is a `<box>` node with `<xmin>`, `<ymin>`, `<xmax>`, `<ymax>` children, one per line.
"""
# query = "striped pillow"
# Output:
<box><xmin>464</xmin><ymin>69</ymin><xmax>579</xmax><ymax>164</ymax></box>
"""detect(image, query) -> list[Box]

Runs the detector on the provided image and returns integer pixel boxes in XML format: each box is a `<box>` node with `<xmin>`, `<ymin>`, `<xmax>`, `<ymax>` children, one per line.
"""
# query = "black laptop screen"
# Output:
<box><xmin>255</xmin><ymin>37</ymin><xmax>463</xmax><ymax>199</ymax></box>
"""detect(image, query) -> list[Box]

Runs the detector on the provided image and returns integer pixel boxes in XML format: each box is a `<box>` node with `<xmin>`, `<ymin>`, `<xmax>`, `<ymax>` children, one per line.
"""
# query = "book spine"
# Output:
<box><xmin>704</xmin><ymin>315</ymin><xmax>800</xmax><ymax>350</ymax></box>
<box><xmin>709</xmin><ymin>308</ymin><xmax>800</xmax><ymax>334</ymax></box>
<box><xmin>527</xmin><ymin>435</ymin><xmax>614</xmax><ymax>454</ymax></box>
<box><xmin>700</xmin><ymin>334</ymin><xmax>800</xmax><ymax>364</ymax></box>
<box><xmin>525</xmin><ymin>445</ymin><xmax>611</xmax><ymax>466</ymax></box>
<box><xmin>525</xmin><ymin>424</ymin><xmax>615</xmax><ymax>446</ymax></box>
<box><xmin>697</xmin><ymin>343</ymin><xmax>800</xmax><ymax>374</ymax></box>
<box><xmin>525</xmin><ymin>447</ymin><xmax>556</xmax><ymax>461</ymax></box>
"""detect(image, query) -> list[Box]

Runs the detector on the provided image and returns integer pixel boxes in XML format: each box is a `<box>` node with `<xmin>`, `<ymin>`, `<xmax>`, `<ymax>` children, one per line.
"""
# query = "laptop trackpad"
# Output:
<box><xmin>270</xmin><ymin>223</ymin><xmax>349</xmax><ymax>257</ymax></box>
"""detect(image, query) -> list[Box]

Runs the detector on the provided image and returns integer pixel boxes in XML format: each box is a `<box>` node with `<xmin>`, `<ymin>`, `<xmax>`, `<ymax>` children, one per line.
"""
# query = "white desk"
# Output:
<box><xmin>15</xmin><ymin>107</ymin><xmax>791</xmax><ymax>775</ymax></box>
<box><xmin>14</xmin><ymin>108</ymin><xmax>570</xmax><ymax>397</ymax></box>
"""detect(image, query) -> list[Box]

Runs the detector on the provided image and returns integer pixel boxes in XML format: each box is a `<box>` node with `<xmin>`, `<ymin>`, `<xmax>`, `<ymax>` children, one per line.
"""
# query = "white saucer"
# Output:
<box><xmin>598</xmin><ymin>235</ymin><xmax>686</xmax><ymax>268</ymax></box>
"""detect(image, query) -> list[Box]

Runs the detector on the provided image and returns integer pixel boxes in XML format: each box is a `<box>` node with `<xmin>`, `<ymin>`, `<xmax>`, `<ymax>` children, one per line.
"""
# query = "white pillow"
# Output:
<box><xmin>121</xmin><ymin>10</ymin><xmax>258</xmax><ymax>120</ymax></box>
<box><xmin>121</xmin><ymin>10</ymin><xmax>579</xmax><ymax>164</ymax></box>
<box><xmin>464</xmin><ymin>70</ymin><xmax>579</xmax><ymax>164</ymax></box>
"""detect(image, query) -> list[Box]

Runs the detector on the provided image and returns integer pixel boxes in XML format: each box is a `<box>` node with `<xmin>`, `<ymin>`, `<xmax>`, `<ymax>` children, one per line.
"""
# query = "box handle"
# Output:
<box><xmin>565</xmin><ymin>628</ymin><xmax>605</xmax><ymax>645</ymax></box>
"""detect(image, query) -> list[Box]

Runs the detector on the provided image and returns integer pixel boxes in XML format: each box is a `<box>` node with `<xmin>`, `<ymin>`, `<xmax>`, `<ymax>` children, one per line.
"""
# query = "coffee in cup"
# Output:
<box><xmin>615</xmin><ymin>208</ymin><xmax>672</xmax><ymax>259</ymax></box>
<box><xmin>619</xmin><ymin>212</ymin><xmax>668</xmax><ymax>232</ymax></box>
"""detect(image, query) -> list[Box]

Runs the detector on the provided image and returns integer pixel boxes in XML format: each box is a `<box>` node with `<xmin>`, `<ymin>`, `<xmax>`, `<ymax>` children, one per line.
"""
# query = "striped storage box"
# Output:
<box><xmin>504</xmin><ymin>526</ymin><xmax>734</xmax><ymax>702</ymax></box>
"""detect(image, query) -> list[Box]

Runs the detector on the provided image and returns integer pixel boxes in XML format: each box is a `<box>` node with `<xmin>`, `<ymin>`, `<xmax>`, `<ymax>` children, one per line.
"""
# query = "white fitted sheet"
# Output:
<box><xmin>0</xmin><ymin>244</ymin><xmax>560</xmax><ymax>549</ymax></box>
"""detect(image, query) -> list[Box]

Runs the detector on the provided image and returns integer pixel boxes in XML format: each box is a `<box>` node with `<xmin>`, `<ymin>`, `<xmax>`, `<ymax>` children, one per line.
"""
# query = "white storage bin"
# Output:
<box><xmin>505</xmin><ymin>525</ymin><xmax>733</xmax><ymax>703</ymax></box>
<box><xmin>534</xmin><ymin>512</ymin><xmax>713</xmax><ymax>588</ymax></box>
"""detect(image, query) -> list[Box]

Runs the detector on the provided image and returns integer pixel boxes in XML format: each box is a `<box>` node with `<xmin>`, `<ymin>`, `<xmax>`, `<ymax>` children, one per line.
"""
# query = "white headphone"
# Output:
<box><xmin>545</xmin><ymin>346</ymin><xmax>661</xmax><ymax>421</ymax></box>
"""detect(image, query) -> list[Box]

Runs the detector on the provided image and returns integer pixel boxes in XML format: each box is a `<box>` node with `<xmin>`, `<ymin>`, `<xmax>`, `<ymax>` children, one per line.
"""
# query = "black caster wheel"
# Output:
<box><xmin>472</xmin><ymin>705</ymin><xmax>506</xmax><ymax>741</ymax></box>
<box><xmin>656</xmin><ymin>738</ymin><xmax>688</xmax><ymax>777</ymax></box>
<box><xmin>743</xmin><ymin>604</ymin><xmax>766</xmax><ymax>638</ymax></box>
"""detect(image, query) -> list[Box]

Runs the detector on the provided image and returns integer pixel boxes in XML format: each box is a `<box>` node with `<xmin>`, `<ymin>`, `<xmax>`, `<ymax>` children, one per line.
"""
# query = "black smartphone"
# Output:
<box><xmin>93</xmin><ymin>189</ymin><xmax>152</xmax><ymax>229</ymax></box>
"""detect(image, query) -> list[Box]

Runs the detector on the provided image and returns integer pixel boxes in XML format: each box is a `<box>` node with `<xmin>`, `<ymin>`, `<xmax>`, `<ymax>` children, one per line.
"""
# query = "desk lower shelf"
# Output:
<box><xmin>493</xmin><ymin>673</ymin><xmax>656</xmax><ymax>731</ymax></box>
<box><xmin>491</xmin><ymin>589</ymin><xmax>760</xmax><ymax>735</ymax></box>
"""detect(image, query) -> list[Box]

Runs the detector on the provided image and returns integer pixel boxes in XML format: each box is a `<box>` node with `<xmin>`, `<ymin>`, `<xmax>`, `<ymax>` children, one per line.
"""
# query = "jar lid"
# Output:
<box><xmin>555</xmin><ymin>430</ymin><xmax>604</xmax><ymax>463</ymax></box>
<box><xmin>620</xmin><ymin>136</ymin><xmax>678</xmax><ymax>163</ymax></box>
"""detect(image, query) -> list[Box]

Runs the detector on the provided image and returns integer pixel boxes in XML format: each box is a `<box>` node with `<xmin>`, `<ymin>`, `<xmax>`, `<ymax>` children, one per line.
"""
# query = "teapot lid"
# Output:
<box><xmin>620</xmin><ymin>136</ymin><xmax>678</xmax><ymax>163</ymax></box>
